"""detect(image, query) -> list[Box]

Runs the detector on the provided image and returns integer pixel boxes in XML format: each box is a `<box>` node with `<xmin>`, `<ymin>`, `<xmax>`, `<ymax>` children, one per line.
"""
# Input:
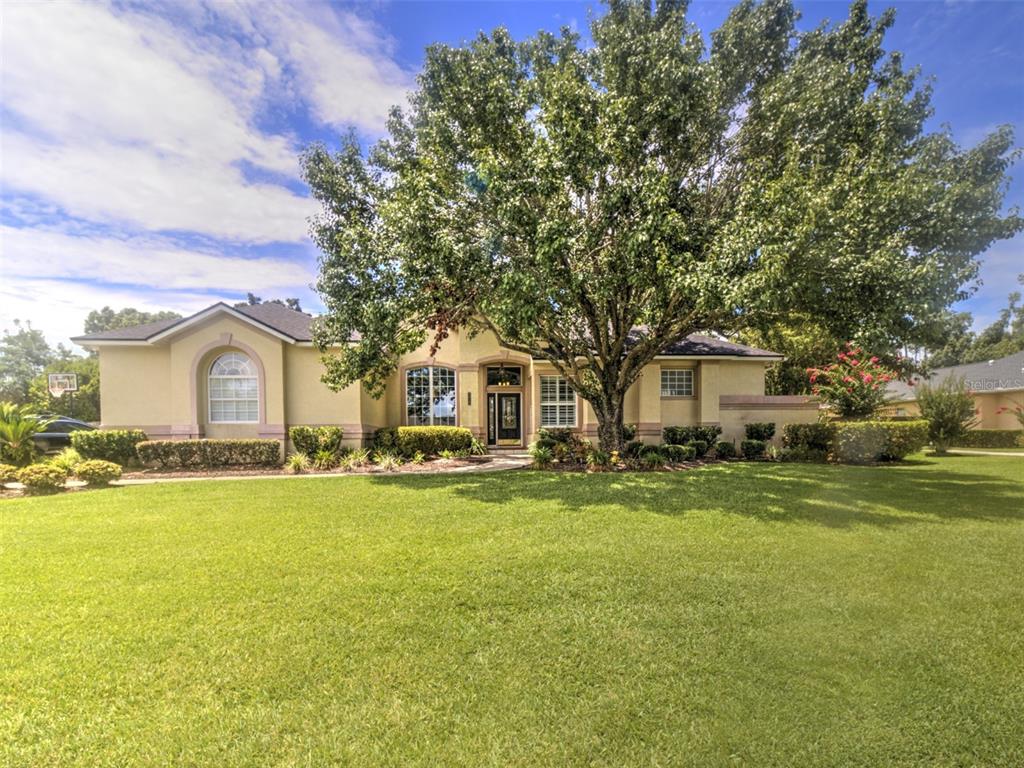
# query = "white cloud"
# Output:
<box><xmin>0</xmin><ymin>0</ymin><xmax>413</xmax><ymax>243</ymax></box>
<box><xmin>1</xmin><ymin>225</ymin><xmax>314</xmax><ymax>292</ymax></box>
<box><xmin>0</xmin><ymin>278</ymin><xmax>236</xmax><ymax>353</ymax></box>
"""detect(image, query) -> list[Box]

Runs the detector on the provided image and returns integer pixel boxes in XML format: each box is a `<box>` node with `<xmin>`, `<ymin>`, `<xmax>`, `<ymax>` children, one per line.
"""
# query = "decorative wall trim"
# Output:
<box><xmin>719</xmin><ymin>395</ymin><xmax>819</xmax><ymax>410</ymax></box>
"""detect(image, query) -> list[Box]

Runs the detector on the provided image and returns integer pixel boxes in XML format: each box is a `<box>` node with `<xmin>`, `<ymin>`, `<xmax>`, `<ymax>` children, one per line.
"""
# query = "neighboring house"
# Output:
<box><xmin>885</xmin><ymin>350</ymin><xmax>1024</xmax><ymax>429</ymax></box>
<box><xmin>72</xmin><ymin>302</ymin><xmax>818</xmax><ymax>449</ymax></box>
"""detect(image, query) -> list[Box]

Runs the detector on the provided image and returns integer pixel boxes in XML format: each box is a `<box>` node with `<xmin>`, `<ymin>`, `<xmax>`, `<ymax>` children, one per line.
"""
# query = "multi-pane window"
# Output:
<box><xmin>661</xmin><ymin>368</ymin><xmax>694</xmax><ymax>397</ymax></box>
<box><xmin>540</xmin><ymin>375</ymin><xmax>576</xmax><ymax>427</ymax></box>
<box><xmin>209</xmin><ymin>352</ymin><xmax>258</xmax><ymax>423</ymax></box>
<box><xmin>406</xmin><ymin>366</ymin><xmax>456</xmax><ymax>426</ymax></box>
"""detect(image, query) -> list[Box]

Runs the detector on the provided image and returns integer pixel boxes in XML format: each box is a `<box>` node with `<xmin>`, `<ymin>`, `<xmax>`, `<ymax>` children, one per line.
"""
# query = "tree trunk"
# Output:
<box><xmin>592</xmin><ymin>391</ymin><xmax>627</xmax><ymax>453</ymax></box>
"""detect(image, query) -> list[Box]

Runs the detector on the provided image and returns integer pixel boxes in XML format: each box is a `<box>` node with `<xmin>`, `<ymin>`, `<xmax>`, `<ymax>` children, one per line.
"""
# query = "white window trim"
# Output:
<box><xmin>208</xmin><ymin>353</ymin><xmax>259</xmax><ymax>424</ymax></box>
<box><xmin>405</xmin><ymin>365</ymin><xmax>458</xmax><ymax>426</ymax></box>
<box><xmin>661</xmin><ymin>368</ymin><xmax>695</xmax><ymax>398</ymax></box>
<box><xmin>539</xmin><ymin>374</ymin><xmax>577</xmax><ymax>428</ymax></box>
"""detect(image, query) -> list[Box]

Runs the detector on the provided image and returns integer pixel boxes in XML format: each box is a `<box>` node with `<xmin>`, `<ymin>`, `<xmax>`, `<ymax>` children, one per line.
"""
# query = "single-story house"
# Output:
<box><xmin>72</xmin><ymin>302</ymin><xmax>818</xmax><ymax>449</ymax></box>
<box><xmin>884</xmin><ymin>350</ymin><xmax>1024</xmax><ymax>429</ymax></box>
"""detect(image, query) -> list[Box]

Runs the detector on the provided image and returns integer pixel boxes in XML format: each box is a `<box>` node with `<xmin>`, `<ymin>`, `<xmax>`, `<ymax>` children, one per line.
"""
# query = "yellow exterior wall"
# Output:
<box><xmin>98</xmin><ymin>346</ymin><xmax>173</xmax><ymax>432</ymax></box>
<box><xmin>95</xmin><ymin>308</ymin><xmax>836</xmax><ymax>448</ymax></box>
<box><xmin>890</xmin><ymin>391</ymin><xmax>1022</xmax><ymax>430</ymax></box>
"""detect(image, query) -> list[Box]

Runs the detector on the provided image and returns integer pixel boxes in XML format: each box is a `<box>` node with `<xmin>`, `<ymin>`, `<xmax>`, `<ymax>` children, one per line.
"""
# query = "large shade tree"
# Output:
<box><xmin>303</xmin><ymin>0</ymin><xmax>1021</xmax><ymax>450</ymax></box>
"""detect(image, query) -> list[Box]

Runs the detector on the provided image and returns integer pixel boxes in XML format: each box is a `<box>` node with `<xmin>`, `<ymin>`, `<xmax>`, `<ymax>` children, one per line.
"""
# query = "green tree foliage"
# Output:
<box><xmin>915</xmin><ymin>376</ymin><xmax>978</xmax><ymax>454</ymax></box>
<box><xmin>0</xmin><ymin>402</ymin><xmax>54</xmax><ymax>466</ymax></box>
<box><xmin>927</xmin><ymin>274</ymin><xmax>1024</xmax><ymax>367</ymax></box>
<box><xmin>83</xmin><ymin>306</ymin><xmax>182</xmax><ymax>335</ymax></box>
<box><xmin>234</xmin><ymin>294</ymin><xmax>304</xmax><ymax>312</ymax></box>
<box><xmin>28</xmin><ymin>356</ymin><xmax>101</xmax><ymax>422</ymax></box>
<box><xmin>303</xmin><ymin>0</ymin><xmax>1022</xmax><ymax>450</ymax></box>
<box><xmin>0</xmin><ymin>320</ymin><xmax>66</xmax><ymax>404</ymax></box>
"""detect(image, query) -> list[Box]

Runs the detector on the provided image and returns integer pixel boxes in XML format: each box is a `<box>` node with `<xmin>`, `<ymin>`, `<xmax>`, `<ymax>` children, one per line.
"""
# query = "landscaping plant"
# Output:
<box><xmin>807</xmin><ymin>344</ymin><xmax>897</xmax><ymax>418</ymax></box>
<box><xmin>915</xmin><ymin>377</ymin><xmax>978</xmax><ymax>453</ymax></box>
<box><xmin>74</xmin><ymin>460</ymin><xmax>122</xmax><ymax>487</ymax></box>
<box><xmin>0</xmin><ymin>402</ymin><xmax>52</xmax><ymax>466</ymax></box>
<box><xmin>49</xmin><ymin>448</ymin><xmax>83</xmax><ymax>477</ymax></box>
<box><xmin>715</xmin><ymin>442</ymin><xmax>737</xmax><ymax>459</ymax></box>
<box><xmin>529</xmin><ymin>444</ymin><xmax>554</xmax><ymax>469</ymax></box>
<box><xmin>15</xmin><ymin>464</ymin><xmax>66</xmax><ymax>495</ymax></box>
<box><xmin>745</xmin><ymin>423</ymin><xmax>776</xmax><ymax>442</ymax></box>
<box><xmin>741</xmin><ymin>439</ymin><xmax>767</xmax><ymax>459</ymax></box>
<box><xmin>71</xmin><ymin>429</ymin><xmax>147</xmax><ymax>465</ymax></box>
<box><xmin>0</xmin><ymin>463</ymin><xmax>18</xmax><ymax>487</ymax></box>
<box><xmin>285</xmin><ymin>453</ymin><xmax>311</xmax><ymax>474</ymax></box>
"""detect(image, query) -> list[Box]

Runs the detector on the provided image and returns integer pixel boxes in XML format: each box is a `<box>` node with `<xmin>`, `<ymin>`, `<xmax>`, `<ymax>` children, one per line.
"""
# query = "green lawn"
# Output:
<box><xmin>3</xmin><ymin>456</ymin><xmax>1023</xmax><ymax>767</ymax></box>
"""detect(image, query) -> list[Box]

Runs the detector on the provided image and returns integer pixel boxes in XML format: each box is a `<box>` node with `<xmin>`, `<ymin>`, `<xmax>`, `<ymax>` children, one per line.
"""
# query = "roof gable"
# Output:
<box><xmin>73</xmin><ymin>302</ymin><xmax>314</xmax><ymax>346</ymax></box>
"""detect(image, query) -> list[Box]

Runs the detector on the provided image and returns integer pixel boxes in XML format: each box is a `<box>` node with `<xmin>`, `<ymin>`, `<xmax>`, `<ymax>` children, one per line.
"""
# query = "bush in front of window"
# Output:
<box><xmin>538</xmin><ymin>427</ymin><xmax>574</xmax><ymax>444</ymax></box>
<box><xmin>744</xmin><ymin>422</ymin><xmax>776</xmax><ymax>442</ymax></box>
<box><xmin>289</xmin><ymin>426</ymin><xmax>344</xmax><ymax>457</ymax></box>
<box><xmin>394</xmin><ymin>426</ymin><xmax>473</xmax><ymax>457</ymax></box>
<box><xmin>75</xmin><ymin>459</ymin><xmax>122</xmax><ymax>486</ymax></box>
<box><xmin>71</xmin><ymin>429</ymin><xmax>148</xmax><ymax>465</ymax></box>
<box><xmin>663</xmin><ymin>425</ymin><xmax>722</xmax><ymax>446</ymax></box>
<box><xmin>16</xmin><ymin>464</ymin><xmax>67</xmax><ymax>495</ymax></box>
<box><xmin>137</xmin><ymin>439</ymin><xmax>282</xmax><ymax>469</ymax></box>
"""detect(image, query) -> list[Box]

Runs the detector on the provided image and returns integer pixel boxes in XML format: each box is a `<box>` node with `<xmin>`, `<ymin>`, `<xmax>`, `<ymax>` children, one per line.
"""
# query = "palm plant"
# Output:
<box><xmin>0</xmin><ymin>402</ymin><xmax>54</xmax><ymax>466</ymax></box>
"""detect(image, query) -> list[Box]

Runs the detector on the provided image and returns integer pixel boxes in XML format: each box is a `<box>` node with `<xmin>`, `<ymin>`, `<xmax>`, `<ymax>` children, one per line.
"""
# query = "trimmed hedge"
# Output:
<box><xmin>741</xmin><ymin>439</ymin><xmax>766</xmax><ymax>459</ymax></box>
<box><xmin>375</xmin><ymin>426</ymin><xmax>473</xmax><ymax>457</ymax></box>
<box><xmin>75</xmin><ymin>459</ymin><xmax>122</xmax><ymax>486</ymax></box>
<box><xmin>289</xmin><ymin>426</ymin><xmax>344</xmax><ymax>456</ymax></box>
<box><xmin>688</xmin><ymin>439</ymin><xmax>709</xmax><ymax>458</ymax></box>
<box><xmin>664</xmin><ymin>425</ymin><xmax>723</xmax><ymax>446</ymax></box>
<box><xmin>1</xmin><ymin>463</ymin><xmax>19</xmax><ymax>484</ymax></box>
<box><xmin>715</xmin><ymin>441</ymin><xmax>737</xmax><ymax>459</ymax></box>
<box><xmin>71</xmin><ymin>429</ymin><xmax>147</xmax><ymax>465</ymax></box>
<box><xmin>832</xmin><ymin>420</ymin><xmax>928</xmax><ymax>463</ymax></box>
<box><xmin>782</xmin><ymin>423</ymin><xmax>836</xmax><ymax>453</ymax></box>
<box><xmin>538</xmin><ymin>427</ymin><xmax>574</xmax><ymax>444</ymax></box>
<box><xmin>661</xmin><ymin>444</ymin><xmax>696</xmax><ymax>462</ymax></box>
<box><xmin>137</xmin><ymin>439</ymin><xmax>281</xmax><ymax>469</ymax></box>
<box><xmin>951</xmin><ymin>429</ymin><xmax>1024</xmax><ymax>449</ymax></box>
<box><xmin>17</xmin><ymin>464</ymin><xmax>66</xmax><ymax>495</ymax></box>
<box><xmin>745</xmin><ymin>422</ymin><xmax>776</xmax><ymax>442</ymax></box>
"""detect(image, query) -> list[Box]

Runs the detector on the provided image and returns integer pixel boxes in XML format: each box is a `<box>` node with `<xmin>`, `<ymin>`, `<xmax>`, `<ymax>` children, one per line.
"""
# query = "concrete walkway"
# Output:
<box><xmin>945</xmin><ymin>449</ymin><xmax>1024</xmax><ymax>457</ymax></box>
<box><xmin>2</xmin><ymin>455</ymin><xmax>532</xmax><ymax>492</ymax></box>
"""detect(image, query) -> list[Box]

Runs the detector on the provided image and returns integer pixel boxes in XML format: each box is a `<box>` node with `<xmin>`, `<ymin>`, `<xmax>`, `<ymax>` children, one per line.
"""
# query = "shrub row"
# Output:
<box><xmin>75</xmin><ymin>459</ymin><xmax>122</xmax><ymax>486</ymax></box>
<box><xmin>374</xmin><ymin>426</ymin><xmax>473</xmax><ymax>457</ymax></box>
<box><xmin>663</xmin><ymin>425</ymin><xmax>722</xmax><ymax>446</ymax></box>
<box><xmin>782</xmin><ymin>423</ymin><xmax>835</xmax><ymax>452</ymax></box>
<box><xmin>137</xmin><ymin>439</ymin><xmax>281</xmax><ymax>469</ymax></box>
<box><xmin>71</xmin><ymin>429</ymin><xmax>147</xmax><ymax>465</ymax></box>
<box><xmin>832</xmin><ymin>421</ymin><xmax>928</xmax><ymax>463</ymax></box>
<box><xmin>289</xmin><ymin>426</ymin><xmax>344</xmax><ymax>456</ymax></box>
<box><xmin>744</xmin><ymin>422</ymin><xmax>776</xmax><ymax>442</ymax></box>
<box><xmin>950</xmin><ymin>429</ymin><xmax>1024</xmax><ymax>449</ymax></box>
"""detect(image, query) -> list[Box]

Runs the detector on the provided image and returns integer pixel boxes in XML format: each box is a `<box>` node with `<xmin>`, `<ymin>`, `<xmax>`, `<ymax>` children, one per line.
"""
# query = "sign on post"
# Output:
<box><xmin>47</xmin><ymin>373</ymin><xmax>78</xmax><ymax>399</ymax></box>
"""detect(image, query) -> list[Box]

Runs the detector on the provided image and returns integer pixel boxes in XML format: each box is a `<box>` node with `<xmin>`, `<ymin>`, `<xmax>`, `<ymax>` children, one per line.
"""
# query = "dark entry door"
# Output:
<box><xmin>488</xmin><ymin>392</ymin><xmax>522</xmax><ymax>446</ymax></box>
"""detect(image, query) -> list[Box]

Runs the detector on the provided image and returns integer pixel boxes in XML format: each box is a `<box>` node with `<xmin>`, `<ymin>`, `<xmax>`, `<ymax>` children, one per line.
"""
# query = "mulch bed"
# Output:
<box><xmin>120</xmin><ymin>455</ymin><xmax>494</xmax><ymax>480</ymax></box>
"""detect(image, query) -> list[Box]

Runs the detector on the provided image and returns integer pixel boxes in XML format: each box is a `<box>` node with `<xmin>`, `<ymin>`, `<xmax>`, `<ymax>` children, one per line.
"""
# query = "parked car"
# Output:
<box><xmin>33</xmin><ymin>416</ymin><xmax>95</xmax><ymax>453</ymax></box>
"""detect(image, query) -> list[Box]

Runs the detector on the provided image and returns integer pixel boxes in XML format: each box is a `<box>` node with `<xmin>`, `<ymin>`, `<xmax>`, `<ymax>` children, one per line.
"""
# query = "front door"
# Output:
<box><xmin>488</xmin><ymin>392</ymin><xmax>522</xmax><ymax>446</ymax></box>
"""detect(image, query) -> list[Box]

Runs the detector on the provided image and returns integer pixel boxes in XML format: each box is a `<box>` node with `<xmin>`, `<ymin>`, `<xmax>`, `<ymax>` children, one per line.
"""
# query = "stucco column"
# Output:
<box><xmin>699</xmin><ymin>361</ymin><xmax>720</xmax><ymax>425</ymax></box>
<box><xmin>637</xmin><ymin>362</ymin><xmax>662</xmax><ymax>443</ymax></box>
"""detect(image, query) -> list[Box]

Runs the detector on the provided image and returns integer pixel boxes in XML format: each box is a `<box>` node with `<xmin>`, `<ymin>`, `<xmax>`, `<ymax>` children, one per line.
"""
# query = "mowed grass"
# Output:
<box><xmin>2</xmin><ymin>456</ymin><xmax>1023</xmax><ymax>767</ymax></box>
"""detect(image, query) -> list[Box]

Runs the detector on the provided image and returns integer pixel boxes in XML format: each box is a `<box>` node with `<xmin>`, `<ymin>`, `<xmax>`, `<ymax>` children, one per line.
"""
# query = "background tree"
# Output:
<box><xmin>0</xmin><ymin>320</ymin><xmax>64</xmax><ymax>404</ymax></box>
<box><xmin>84</xmin><ymin>306</ymin><xmax>182</xmax><ymax>335</ymax></box>
<box><xmin>234</xmin><ymin>294</ymin><xmax>304</xmax><ymax>313</ymax></box>
<box><xmin>304</xmin><ymin>0</ymin><xmax>1022</xmax><ymax>450</ymax></box>
<box><xmin>28</xmin><ymin>356</ymin><xmax>101</xmax><ymax>422</ymax></box>
<box><xmin>924</xmin><ymin>273</ymin><xmax>1024</xmax><ymax>367</ymax></box>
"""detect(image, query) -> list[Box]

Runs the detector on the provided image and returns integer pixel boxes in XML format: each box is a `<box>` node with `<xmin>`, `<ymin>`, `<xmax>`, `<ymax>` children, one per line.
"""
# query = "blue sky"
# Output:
<box><xmin>2</xmin><ymin>0</ymin><xmax>1021</xmax><ymax>349</ymax></box>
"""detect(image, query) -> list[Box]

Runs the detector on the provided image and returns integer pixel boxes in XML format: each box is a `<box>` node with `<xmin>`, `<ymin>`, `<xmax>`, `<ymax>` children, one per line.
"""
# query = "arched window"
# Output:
<box><xmin>406</xmin><ymin>366</ymin><xmax>456</xmax><ymax>426</ymax></box>
<box><xmin>209</xmin><ymin>352</ymin><xmax>258</xmax><ymax>423</ymax></box>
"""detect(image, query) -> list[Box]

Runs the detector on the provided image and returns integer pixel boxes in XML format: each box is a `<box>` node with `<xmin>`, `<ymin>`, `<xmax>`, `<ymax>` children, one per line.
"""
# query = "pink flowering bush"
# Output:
<box><xmin>807</xmin><ymin>343</ymin><xmax>897</xmax><ymax>418</ymax></box>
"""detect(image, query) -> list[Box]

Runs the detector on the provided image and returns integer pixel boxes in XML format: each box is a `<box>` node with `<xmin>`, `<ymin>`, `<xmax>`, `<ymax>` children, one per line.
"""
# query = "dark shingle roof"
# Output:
<box><xmin>887</xmin><ymin>350</ymin><xmax>1024</xmax><ymax>401</ymax></box>
<box><xmin>73</xmin><ymin>302</ymin><xmax>314</xmax><ymax>343</ymax></box>
<box><xmin>658</xmin><ymin>334</ymin><xmax>780</xmax><ymax>358</ymax></box>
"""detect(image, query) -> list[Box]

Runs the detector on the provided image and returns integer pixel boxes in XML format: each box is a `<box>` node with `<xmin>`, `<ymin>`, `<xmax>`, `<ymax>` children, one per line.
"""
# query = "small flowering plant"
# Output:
<box><xmin>807</xmin><ymin>343</ymin><xmax>897</xmax><ymax>418</ymax></box>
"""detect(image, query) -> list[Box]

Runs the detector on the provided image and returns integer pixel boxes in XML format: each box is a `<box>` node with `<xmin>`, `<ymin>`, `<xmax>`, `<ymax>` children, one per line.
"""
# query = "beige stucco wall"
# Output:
<box><xmin>96</xmin><ymin>309</ymin><xmax>831</xmax><ymax>449</ymax></box>
<box><xmin>890</xmin><ymin>390</ymin><xmax>1022</xmax><ymax>430</ymax></box>
<box><xmin>98</xmin><ymin>346</ymin><xmax>173</xmax><ymax>433</ymax></box>
<box><xmin>719</xmin><ymin>403</ymin><xmax>820</xmax><ymax>445</ymax></box>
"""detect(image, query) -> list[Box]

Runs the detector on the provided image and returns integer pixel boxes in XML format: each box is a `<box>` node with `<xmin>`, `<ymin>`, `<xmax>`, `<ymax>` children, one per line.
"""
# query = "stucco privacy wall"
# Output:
<box><xmin>719</xmin><ymin>396</ymin><xmax>821</xmax><ymax>444</ymax></box>
<box><xmin>890</xmin><ymin>391</ymin><xmax>1021</xmax><ymax>429</ymax></box>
